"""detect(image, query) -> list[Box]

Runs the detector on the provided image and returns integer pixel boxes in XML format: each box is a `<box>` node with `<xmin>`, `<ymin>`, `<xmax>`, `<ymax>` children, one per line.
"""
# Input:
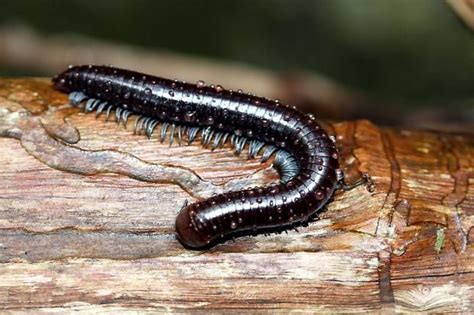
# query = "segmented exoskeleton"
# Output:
<box><xmin>53</xmin><ymin>65</ymin><xmax>343</xmax><ymax>249</ymax></box>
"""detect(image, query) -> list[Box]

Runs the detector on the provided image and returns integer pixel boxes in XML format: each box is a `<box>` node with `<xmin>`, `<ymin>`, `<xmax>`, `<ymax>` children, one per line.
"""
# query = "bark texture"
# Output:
<box><xmin>0</xmin><ymin>78</ymin><xmax>473</xmax><ymax>313</ymax></box>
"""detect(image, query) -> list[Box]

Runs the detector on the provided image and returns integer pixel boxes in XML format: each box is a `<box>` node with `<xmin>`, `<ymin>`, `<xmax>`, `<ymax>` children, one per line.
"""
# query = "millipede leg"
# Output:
<box><xmin>337</xmin><ymin>172</ymin><xmax>373</xmax><ymax>192</ymax></box>
<box><xmin>187</xmin><ymin>127</ymin><xmax>200</xmax><ymax>144</ymax></box>
<box><xmin>169</xmin><ymin>123</ymin><xmax>176</xmax><ymax>147</ymax></box>
<box><xmin>249</xmin><ymin>140</ymin><xmax>265</xmax><ymax>159</ymax></box>
<box><xmin>261</xmin><ymin>145</ymin><xmax>277</xmax><ymax>163</ymax></box>
<box><xmin>220</xmin><ymin>133</ymin><xmax>229</xmax><ymax>147</ymax></box>
<box><xmin>85</xmin><ymin>99</ymin><xmax>100</xmax><ymax>112</ymax></box>
<box><xmin>177</xmin><ymin>125</ymin><xmax>182</xmax><ymax>146</ymax></box>
<box><xmin>95</xmin><ymin>102</ymin><xmax>108</xmax><ymax>117</ymax></box>
<box><xmin>144</xmin><ymin>119</ymin><xmax>158</xmax><ymax>138</ymax></box>
<box><xmin>105</xmin><ymin>105</ymin><xmax>114</xmax><ymax>121</ymax></box>
<box><xmin>121</xmin><ymin>110</ymin><xmax>132</xmax><ymax>127</ymax></box>
<box><xmin>115</xmin><ymin>107</ymin><xmax>123</xmax><ymax>123</ymax></box>
<box><xmin>161</xmin><ymin>122</ymin><xmax>169</xmax><ymax>143</ymax></box>
<box><xmin>68</xmin><ymin>91</ymin><xmax>88</xmax><ymax>106</ymax></box>
<box><xmin>211</xmin><ymin>132</ymin><xmax>223</xmax><ymax>150</ymax></box>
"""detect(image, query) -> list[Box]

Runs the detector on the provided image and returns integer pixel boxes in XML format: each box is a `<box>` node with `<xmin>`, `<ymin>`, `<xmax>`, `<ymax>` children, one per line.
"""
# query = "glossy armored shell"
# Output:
<box><xmin>53</xmin><ymin>65</ymin><xmax>340</xmax><ymax>249</ymax></box>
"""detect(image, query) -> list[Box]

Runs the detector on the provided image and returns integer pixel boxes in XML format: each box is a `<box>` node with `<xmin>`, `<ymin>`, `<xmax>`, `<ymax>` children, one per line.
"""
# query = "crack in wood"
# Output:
<box><xmin>438</xmin><ymin>133</ymin><xmax>470</xmax><ymax>254</ymax></box>
<box><xmin>439</xmin><ymin>133</ymin><xmax>470</xmax><ymax>209</ymax></box>
<box><xmin>379</xmin><ymin>130</ymin><xmax>402</xmax><ymax>230</ymax></box>
<box><xmin>0</xmin><ymin>104</ymin><xmax>274</xmax><ymax>200</ymax></box>
<box><xmin>374</xmin><ymin>129</ymin><xmax>402</xmax><ymax>306</ymax></box>
<box><xmin>391</xmin><ymin>270</ymin><xmax>474</xmax><ymax>281</ymax></box>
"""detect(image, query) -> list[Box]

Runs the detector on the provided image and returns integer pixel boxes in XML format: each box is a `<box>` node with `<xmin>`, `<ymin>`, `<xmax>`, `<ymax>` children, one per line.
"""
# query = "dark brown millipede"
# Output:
<box><xmin>53</xmin><ymin>65</ymin><xmax>346</xmax><ymax>249</ymax></box>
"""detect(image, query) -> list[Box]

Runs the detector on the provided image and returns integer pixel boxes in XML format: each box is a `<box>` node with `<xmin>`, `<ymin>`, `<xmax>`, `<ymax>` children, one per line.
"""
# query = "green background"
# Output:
<box><xmin>0</xmin><ymin>0</ymin><xmax>472</xmax><ymax>109</ymax></box>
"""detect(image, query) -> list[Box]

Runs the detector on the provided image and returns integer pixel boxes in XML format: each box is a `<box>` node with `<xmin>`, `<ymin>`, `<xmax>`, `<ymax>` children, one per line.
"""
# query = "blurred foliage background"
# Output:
<box><xmin>0</xmin><ymin>0</ymin><xmax>472</xmax><ymax>130</ymax></box>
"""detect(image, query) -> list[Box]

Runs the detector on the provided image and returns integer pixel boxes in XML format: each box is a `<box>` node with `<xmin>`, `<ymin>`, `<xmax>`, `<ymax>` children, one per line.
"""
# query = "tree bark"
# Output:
<box><xmin>0</xmin><ymin>78</ymin><xmax>472</xmax><ymax>313</ymax></box>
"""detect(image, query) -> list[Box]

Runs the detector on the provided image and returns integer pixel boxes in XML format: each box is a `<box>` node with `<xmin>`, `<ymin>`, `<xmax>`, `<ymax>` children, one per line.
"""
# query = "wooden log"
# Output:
<box><xmin>0</xmin><ymin>78</ymin><xmax>472</xmax><ymax>313</ymax></box>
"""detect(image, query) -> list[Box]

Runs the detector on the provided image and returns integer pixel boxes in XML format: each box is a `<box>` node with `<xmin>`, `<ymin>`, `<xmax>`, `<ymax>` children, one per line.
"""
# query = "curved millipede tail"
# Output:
<box><xmin>53</xmin><ymin>65</ymin><xmax>342</xmax><ymax>249</ymax></box>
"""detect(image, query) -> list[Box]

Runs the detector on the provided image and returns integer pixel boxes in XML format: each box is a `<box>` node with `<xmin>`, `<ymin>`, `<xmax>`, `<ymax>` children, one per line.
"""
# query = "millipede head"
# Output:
<box><xmin>175</xmin><ymin>204</ymin><xmax>212</xmax><ymax>249</ymax></box>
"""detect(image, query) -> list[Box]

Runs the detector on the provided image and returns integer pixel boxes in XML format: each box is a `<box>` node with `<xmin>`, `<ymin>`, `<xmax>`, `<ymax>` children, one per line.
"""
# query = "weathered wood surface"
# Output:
<box><xmin>0</xmin><ymin>78</ymin><xmax>472</xmax><ymax>313</ymax></box>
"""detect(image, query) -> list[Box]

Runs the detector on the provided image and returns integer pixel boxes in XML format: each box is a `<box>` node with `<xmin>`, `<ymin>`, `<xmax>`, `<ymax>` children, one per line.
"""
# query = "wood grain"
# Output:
<box><xmin>0</xmin><ymin>78</ymin><xmax>472</xmax><ymax>313</ymax></box>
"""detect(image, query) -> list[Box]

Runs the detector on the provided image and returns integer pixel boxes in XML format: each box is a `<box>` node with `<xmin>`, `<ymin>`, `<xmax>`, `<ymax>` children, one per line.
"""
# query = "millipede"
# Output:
<box><xmin>53</xmin><ymin>64</ymin><xmax>348</xmax><ymax>249</ymax></box>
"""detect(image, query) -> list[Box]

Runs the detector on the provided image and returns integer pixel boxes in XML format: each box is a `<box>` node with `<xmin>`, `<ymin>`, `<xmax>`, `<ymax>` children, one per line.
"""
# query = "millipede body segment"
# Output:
<box><xmin>53</xmin><ymin>65</ymin><xmax>342</xmax><ymax>249</ymax></box>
